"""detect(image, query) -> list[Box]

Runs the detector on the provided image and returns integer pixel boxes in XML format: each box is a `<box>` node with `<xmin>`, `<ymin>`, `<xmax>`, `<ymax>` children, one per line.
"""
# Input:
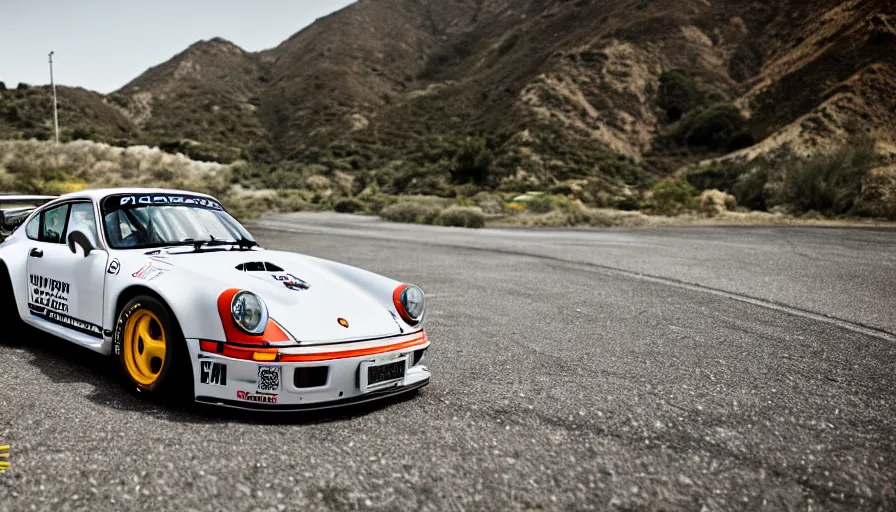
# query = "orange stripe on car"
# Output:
<box><xmin>279</xmin><ymin>335</ymin><xmax>428</xmax><ymax>362</ymax></box>
<box><xmin>199</xmin><ymin>331</ymin><xmax>428</xmax><ymax>362</ymax></box>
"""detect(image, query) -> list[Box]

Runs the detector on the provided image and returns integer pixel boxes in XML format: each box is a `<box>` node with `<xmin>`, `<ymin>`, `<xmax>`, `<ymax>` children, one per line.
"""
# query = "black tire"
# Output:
<box><xmin>113</xmin><ymin>295</ymin><xmax>192</xmax><ymax>401</ymax></box>
<box><xmin>0</xmin><ymin>265</ymin><xmax>27</xmax><ymax>346</ymax></box>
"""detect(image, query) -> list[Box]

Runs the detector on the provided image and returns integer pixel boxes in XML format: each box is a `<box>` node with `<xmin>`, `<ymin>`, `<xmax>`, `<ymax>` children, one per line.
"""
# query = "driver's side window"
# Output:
<box><xmin>40</xmin><ymin>204</ymin><xmax>69</xmax><ymax>244</ymax></box>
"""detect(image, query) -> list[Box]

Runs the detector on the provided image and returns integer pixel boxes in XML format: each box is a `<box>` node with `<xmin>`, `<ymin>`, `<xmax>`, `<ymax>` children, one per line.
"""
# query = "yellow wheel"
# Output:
<box><xmin>122</xmin><ymin>309</ymin><xmax>167</xmax><ymax>386</ymax></box>
<box><xmin>115</xmin><ymin>295</ymin><xmax>191</xmax><ymax>398</ymax></box>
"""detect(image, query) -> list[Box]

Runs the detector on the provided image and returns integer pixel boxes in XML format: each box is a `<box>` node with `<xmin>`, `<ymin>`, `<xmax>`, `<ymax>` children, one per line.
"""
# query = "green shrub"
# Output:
<box><xmin>389</xmin><ymin>161</ymin><xmax>452</xmax><ymax>196</ymax></box>
<box><xmin>524</xmin><ymin>194</ymin><xmax>580</xmax><ymax>214</ymax></box>
<box><xmin>359</xmin><ymin>193</ymin><xmax>395</xmax><ymax>215</ymax></box>
<box><xmin>680</xmin><ymin>135</ymin><xmax>883</xmax><ymax>216</ymax></box>
<box><xmin>548</xmin><ymin>183</ymin><xmax>573</xmax><ymax>196</ymax></box>
<box><xmin>69</xmin><ymin>127</ymin><xmax>93</xmax><ymax>141</ymax></box>
<box><xmin>333</xmin><ymin>198</ymin><xmax>365</xmax><ymax>214</ymax></box>
<box><xmin>854</xmin><ymin>166</ymin><xmax>896</xmax><ymax>220</ymax></box>
<box><xmin>450</xmin><ymin>137</ymin><xmax>493</xmax><ymax>185</ymax></box>
<box><xmin>657</xmin><ymin>70</ymin><xmax>703</xmax><ymax>122</ymax></box>
<box><xmin>224</xmin><ymin>190</ymin><xmax>315</xmax><ymax>221</ymax></box>
<box><xmin>498</xmin><ymin>206</ymin><xmax>634</xmax><ymax>228</ymax></box>
<box><xmin>771</xmin><ymin>135</ymin><xmax>878</xmax><ymax>215</ymax></box>
<box><xmin>453</xmin><ymin>182</ymin><xmax>481</xmax><ymax>198</ymax></box>
<box><xmin>379</xmin><ymin>201</ymin><xmax>443</xmax><ymax>225</ymax></box>
<box><xmin>677</xmin><ymin>102</ymin><xmax>754</xmax><ymax>152</ymax></box>
<box><xmin>685</xmin><ymin>161</ymin><xmax>747</xmax><ymax>192</ymax></box>
<box><xmin>614</xmin><ymin>193</ymin><xmax>644</xmax><ymax>211</ymax></box>
<box><xmin>525</xmin><ymin>194</ymin><xmax>557</xmax><ymax>213</ymax></box>
<box><xmin>649</xmin><ymin>178</ymin><xmax>697</xmax><ymax>215</ymax></box>
<box><xmin>437</xmin><ymin>206</ymin><xmax>486</xmax><ymax>228</ymax></box>
<box><xmin>732</xmin><ymin>165</ymin><xmax>770</xmax><ymax>210</ymax></box>
<box><xmin>0</xmin><ymin>139</ymin><xmax>231</xmax><ymax>196</ymax></box>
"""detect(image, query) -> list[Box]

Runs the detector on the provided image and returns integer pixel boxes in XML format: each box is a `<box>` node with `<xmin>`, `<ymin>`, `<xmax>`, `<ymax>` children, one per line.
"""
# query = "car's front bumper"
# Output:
<box><xmin>185</xmin><ymin>334</ymin><xmax>431</xmax><ymax>412</ymax></box>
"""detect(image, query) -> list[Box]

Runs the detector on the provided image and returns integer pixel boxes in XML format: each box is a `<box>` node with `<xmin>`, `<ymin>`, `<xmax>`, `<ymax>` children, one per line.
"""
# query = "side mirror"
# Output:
<box><xmin>67</xmin><ymin>231</ymin><xmax>95</xmax><ymax>257</ymax></box>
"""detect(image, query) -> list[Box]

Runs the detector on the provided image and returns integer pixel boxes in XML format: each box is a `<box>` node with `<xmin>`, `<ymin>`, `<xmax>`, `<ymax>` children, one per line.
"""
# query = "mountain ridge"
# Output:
<box><xmin>1</xmin><ymin>0</ymin><xmax>893</xmax><ymax>196</ymax></box>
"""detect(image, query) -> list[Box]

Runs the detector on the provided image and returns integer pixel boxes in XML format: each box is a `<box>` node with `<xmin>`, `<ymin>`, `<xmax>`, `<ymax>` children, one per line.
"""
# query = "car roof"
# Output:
<box><xmin>53</xmin><ymin>187</ymin><xmax>218</xmax><ymax>203</ymax></box>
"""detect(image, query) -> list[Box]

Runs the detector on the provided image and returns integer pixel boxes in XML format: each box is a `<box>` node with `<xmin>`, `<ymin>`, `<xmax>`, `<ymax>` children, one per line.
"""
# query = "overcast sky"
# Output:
<box><xmin>0</xmin><ymin>0</ymin><xmax>355</xmax><ymax>93</ymax></box>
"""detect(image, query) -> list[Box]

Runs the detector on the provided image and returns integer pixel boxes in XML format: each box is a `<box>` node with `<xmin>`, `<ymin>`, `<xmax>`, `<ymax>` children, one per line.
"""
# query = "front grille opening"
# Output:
<box><xmin>236</xmin><ymin>261</ymin><xmax>284</xmax><ymax>272</ymax></box>
<box><xmin>294</xmin><ymin>366</ymin><xmax>329</xmax><ymax>388</ymax></box>
<box><xmin>411</xmin><ymin>348</ymin><xmax>426</xmax><ymax>367</ymax></box>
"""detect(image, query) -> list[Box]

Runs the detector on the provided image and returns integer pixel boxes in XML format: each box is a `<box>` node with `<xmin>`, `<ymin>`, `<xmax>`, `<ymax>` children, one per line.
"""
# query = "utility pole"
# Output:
<box><xmin>48</xmin><ymin>51</ymin><xmax>59</xmax><ymax>143</ymax></box>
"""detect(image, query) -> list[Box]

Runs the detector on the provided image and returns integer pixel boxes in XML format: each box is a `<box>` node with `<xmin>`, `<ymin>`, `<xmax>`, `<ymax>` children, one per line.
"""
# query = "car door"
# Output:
<box><xmin>25</xmin><ymin>201</ymin><xmax>108</xmax><ymax>341</ymax></box>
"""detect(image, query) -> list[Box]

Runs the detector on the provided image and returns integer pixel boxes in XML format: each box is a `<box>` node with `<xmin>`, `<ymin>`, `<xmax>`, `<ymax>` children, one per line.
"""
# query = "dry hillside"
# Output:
<box><xmin>1</xmin><ymin>0</ymin><xmax>893</xmax><ymax>198</ymax></box>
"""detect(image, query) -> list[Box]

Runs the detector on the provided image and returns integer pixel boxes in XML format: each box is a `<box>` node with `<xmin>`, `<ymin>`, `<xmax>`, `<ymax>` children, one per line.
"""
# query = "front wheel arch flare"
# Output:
<box><xmin>114</xmin><ymin>285</ymin><xmax>183</xmax><ymax>335</ymax></box>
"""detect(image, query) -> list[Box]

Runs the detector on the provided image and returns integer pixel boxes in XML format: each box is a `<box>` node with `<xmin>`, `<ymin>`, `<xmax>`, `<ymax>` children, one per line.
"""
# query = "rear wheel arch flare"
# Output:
<box><xmin>0</xmin><ymin>258</ymin><xmax>27</xmax><ymax>340</ymax></box>
<box><xmin>0</xmin><ymin>259</ymin><xmax>13</xmax><ymax>287</ymax></box>
<box><xmin>0</xmin><ymin>259</ymin><xmax>23</xmax><ymax>314</ymax></box>
<box><xmin>0</xmin><ymin>259</ymin><xmax>15</xmax><ymax>303</ymax></box>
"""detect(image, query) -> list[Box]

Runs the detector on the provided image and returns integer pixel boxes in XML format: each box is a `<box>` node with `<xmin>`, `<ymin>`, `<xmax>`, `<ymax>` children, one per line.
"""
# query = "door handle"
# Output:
<box><xmin>29</xmin><ymin>248</ymin><xmax>43</xmax><ymax>258</ymax></box>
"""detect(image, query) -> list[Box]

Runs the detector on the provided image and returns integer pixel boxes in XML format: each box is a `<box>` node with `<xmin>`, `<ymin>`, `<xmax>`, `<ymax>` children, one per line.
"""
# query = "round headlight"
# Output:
<box><xmin>231</xmin><ymin>290</ymin><xmax>268</xmax><ymax>335</ymax></box>
<box><xmin>393</xmin><ymin>284</ymin><xmax>425</xmax><ymax>324</ymax></box>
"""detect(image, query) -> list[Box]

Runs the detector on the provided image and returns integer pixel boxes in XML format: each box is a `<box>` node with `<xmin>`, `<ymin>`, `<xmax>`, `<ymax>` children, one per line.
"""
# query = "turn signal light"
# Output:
<box><xmin>199</xmin><ymin>340</ymin><xmax>280</xmax><ymax>361</ymax></box>
<box><xmin>252</xmin><ymin>351</ymin><xmax>278</xmax><ymax>362</ymax></box>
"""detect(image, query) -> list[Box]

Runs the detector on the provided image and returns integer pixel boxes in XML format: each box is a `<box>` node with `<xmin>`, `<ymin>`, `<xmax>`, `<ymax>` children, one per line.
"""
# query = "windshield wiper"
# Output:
<box><xmin>235</xmin><ymin>237</ymin><xmax>258</xmax><ymax>250</ymax></box>
<box><xmin>178</xmin><ymin>236</ymin><xmax>258</xmax><ymax>251</ymax></box>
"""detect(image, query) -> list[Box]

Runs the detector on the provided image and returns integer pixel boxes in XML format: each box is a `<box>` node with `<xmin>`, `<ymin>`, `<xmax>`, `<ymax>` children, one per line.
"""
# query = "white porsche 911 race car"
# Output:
<box><xmin>0</xmin><ymin>188</ymin><xmax>431</xmax><ymax>410</ymax></box>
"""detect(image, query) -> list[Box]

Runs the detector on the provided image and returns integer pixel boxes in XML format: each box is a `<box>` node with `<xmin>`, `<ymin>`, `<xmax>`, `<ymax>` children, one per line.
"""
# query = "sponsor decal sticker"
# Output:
<box><xmin>132</xmin><ymin>262</ymin><xmax>169</xmax><ymax>281</ymax></box>
<box><xmin>271</xmin><ymin>273</ymin><xmax>309</xmax><ymax>291</ymax></box>
<box><xmin>236</xmin><ymin>390</ymin><xmax>278</xmax><ymax>404</ymax></box>
<box><xmin>26</xmin><ymin>275</ymin><xmax>101</xmax><ymax>336</ymax></box>
<box><xmin>117</xmin><ymin>194</ymin><xmax>224</xmax><ymax>211</ymax></box>
<box><xmin>29</xmin><ymin>274</ymin><xmax>69</xmax><ymax>313</ymax></box>
<box><xmin>256</xmin><ymin>365</ymin><xmax>281</xmax><ymax>393</ymax></box>
<box><xmin>29</xmin><ymin>305</ymin><xmax>103</xmax><ymax>338</ymax></box>
<box><xmin>0</xmin><ymin>444</ymin><xmax>9</xmax><ymax>472</ymax></box>
<box><xmin>200</xmin><ymin>361</ymin><xmax>228</xmax><ymax>386</ymax></box>
<box><xmin>107</xmin><ymin>258</ymin><xmax>120</xmax><ymax>275</ymax></box>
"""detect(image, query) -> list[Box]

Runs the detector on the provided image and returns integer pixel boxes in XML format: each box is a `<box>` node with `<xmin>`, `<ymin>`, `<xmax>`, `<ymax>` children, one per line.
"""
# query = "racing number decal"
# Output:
<box><xmin>200</xmin><ymin>361</ymin><xmax>227</xmax><ymax>386</ymax></box>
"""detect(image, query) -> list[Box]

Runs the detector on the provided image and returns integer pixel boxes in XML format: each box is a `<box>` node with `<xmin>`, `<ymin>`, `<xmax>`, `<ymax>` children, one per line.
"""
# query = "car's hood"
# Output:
<box><xmin>149</xmin><ymin>248</ymin><xmax>402</xmax><ymax>343</ymax></box>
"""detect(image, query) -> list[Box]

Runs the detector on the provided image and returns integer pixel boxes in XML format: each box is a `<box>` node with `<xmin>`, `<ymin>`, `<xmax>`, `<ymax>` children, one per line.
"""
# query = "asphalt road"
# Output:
<box><xmin>1</xmin><ymin>212</ymin><xmax>894</xmax><ymax>511</ymax></box>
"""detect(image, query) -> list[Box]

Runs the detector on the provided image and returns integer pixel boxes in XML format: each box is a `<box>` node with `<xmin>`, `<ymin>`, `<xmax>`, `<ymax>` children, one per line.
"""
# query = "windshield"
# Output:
<box><xmin>100</xmin><ymin>193</ymin><xmax>255</xmax><ymax>249</ymax></box>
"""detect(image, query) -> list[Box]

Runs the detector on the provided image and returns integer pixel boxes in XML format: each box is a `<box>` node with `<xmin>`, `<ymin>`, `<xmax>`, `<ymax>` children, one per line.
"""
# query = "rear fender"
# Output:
<box><xmin>0</xmin><ymin>238</ymin><xmax>37</xmax><ymax>323</ymax></box>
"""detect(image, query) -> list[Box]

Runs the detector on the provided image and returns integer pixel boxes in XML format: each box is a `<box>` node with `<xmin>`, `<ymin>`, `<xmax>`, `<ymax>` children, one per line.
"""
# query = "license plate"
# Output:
<box><xmin>361</xmin><ymin>358</ymin><xmax>406</xmax><ymax>392</ymax></box>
